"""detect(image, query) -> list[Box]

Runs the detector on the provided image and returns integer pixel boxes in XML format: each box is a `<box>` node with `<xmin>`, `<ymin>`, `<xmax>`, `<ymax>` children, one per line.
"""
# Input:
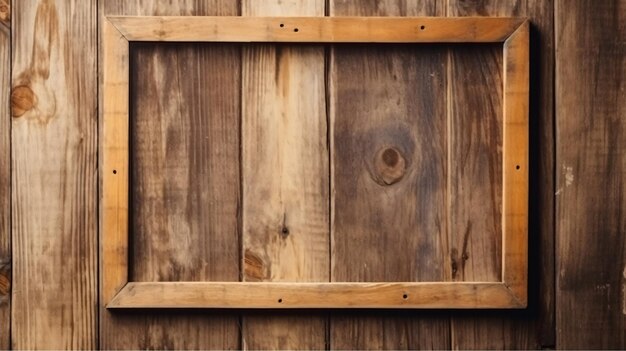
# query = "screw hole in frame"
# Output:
<box><xmin>516</xmin><ymin>165</ymin><xmax>521</xmax><ymax>170</ymax></box>
<box><xmin>278</xmin><ymin>298</ymin><xmax>283</xmax><ymax>303</ymax></box>
<box><xmin>294</xmin><ymin>28</ymin><xmax>299</xmax><ymax>32</ymax></box>
<box><xmin>403</xmin><ymin>293</ymin><xmax>409</xmax><ymax>300</ymax></box>
<box><xmin>279</xmin><ymin>23</ymin><xmax>284</xmax><ymax>27</ymax></box>
<box><xmin>420</xmin><ymin>25</ymin><xmax>426</xmax><ymax>30</ymax></box>
<box><xmin>112</xmin><ymin>170</ymin><xmax>117</xmax><ymax>174</ymax></box>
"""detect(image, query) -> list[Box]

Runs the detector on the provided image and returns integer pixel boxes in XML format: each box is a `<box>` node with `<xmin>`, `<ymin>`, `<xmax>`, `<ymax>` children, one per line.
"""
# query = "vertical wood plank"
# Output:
<box><xmin>11</xmin><ymin>0</ymin><xmax>97</xmax><ymax>348</ymax></box>
<box><xmin>556</xmin><ymin>0</ymin><xmax>626</xmax><ymax>348</ymax></box>
<box><xmin>447</xmin><ymin>0</ymin><xmax>555</xmax><ymax>348</ymax></box>
<box><xmin>329</xmin><ymin>1</ymin><xmax>451</xmax><ymax>349</ymax></box>
<box><xmin>448</xmin><ymin>41</ymin><xmax>504</xmax><ymax>284</ymax></box>
<box><xmin>0</xmin><ymin>16</ymin><xmax>10</xmax><ymax>350</ymax></box>
<box><xmin>241</xmin><ymin>1</ymin><xmax>328</xmax><ymax>349</ymax></box>
<box><xmin>100</xmin><ymin>1</ymin><xmax>241</xmax><ymax>349</ymax></box>
<box><xmin>447</xmin><ymin>2</ymin><xmax>514</xmax><ymax>350</ymax></box>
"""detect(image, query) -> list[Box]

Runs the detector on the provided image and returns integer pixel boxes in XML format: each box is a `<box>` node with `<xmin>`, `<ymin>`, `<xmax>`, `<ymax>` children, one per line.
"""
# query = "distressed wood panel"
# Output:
<box><xmin>556</xmin><ymin>0</ymin><xmax>626</xmax><ymax>348</ymax></box>
<box><xmin>447</xmin><ymin>0</ymin><xmax>555</xmax><ymax>348</ymax></box>
<box><xmin>329</xmin><ymin>1</ymin><xmax>451</xmax><ymax>349</ymax></box>
<box><xmin>0</xmin><ymin>15</ymin><xmax>10</xmax><ymax>350</ymax></box>
<box><xmin>447</xmin><ymin>42</ymin><xmax>504</xmax><ymax>284</ymax></box>
<box><xmin>129</xmin><ymin>43</ymin><xmax>240</xmax><ymax>284</ymax></box>
<box><xmin>240</xmin><ymin>1</ymin><xmax>328</xmax><ymax>349</ymax></box>
<box><xmin>447</xmin><ymin>1</ymin><xmax>513</xmax><ymax>349</ymax></box>
<box><xmin>99</xmin><ymin>1</ymin><xmax>240</xmax><ymax>349</ymax></box>
<box><xmin>11</xmin><ymin>0</ymin><xmax>98</xmax><ymax>348</ymax></box>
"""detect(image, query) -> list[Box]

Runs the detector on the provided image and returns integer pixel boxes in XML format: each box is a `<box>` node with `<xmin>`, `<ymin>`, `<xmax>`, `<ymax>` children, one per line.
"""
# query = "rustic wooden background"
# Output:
<box><xmin>0</xmin><ymin>0</ymin><xmax>624</xmax><ymax>349</ymax></box>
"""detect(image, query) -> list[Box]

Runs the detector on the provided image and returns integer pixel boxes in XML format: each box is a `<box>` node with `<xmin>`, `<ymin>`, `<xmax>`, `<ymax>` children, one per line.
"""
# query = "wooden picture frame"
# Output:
<box><xmin>102</xmin><ymin>16</ymin><xmax>529</xmax><ymax>309</ymax></box>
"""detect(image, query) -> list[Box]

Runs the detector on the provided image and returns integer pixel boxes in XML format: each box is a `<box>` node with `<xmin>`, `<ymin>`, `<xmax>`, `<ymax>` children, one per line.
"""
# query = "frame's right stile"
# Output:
<box><xmin>101</xmin><ymin>16</ymin><xmax>529</xmax><ymax>309</ymax></box>
<box><xmin>502</xmin><ymin>20</ymin><xmax>529</xmax><ymax>306</ymax></box>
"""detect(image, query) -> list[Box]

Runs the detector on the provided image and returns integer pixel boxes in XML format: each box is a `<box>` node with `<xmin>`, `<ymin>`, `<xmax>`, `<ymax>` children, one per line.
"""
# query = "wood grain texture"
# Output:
<box><xmin>502</xmin><ymin>21</ymin><xmax>529</xmax><ymax>305</ymax></box>
<box><xmin>11</xmin><ymin>0</ymin><xmax>98</xmax><ymax>348</ymax></box>
<box><xmin>447</xmin><ymin>0</ymin><xmax>554</xmax><ymax>349</ymax></box>
<box><xmin>447</xmin><ymin>42</ymin><xmax>503</xmax><ymax>284</ymax></box>
<box><xmin>0</xmin><ymin>19</ymin><xmax>10</xmax><ymax>350</ymax></box>
<box><xmin>241</xmin><ymin>0</ymin><xmax>328</xmax><ymax>349</ymax></box>
<box><xmin>101</xmin><ymin>17</ymin><xmax>129</xmax><ymax>307</ymax></box>
<box><xmin>109</xmin><ymin>282</ymin><xmax>522</xmax><ymax>309</ymax></box>
<box><xmin>100</xmin><ymin>1</ymin><xmax>241</xmax><ymax>349</ymax></box>
<box><xmin>329</xmin><ymin>1</ymin><xmax>450</xmax><ymax>349</ymax></box>
<box><xmin>108</xmin><ymin>16</ymin><xmax>524</xmax><ymax>43</ymax></box>
<box><xmin>556</xmin><ymin>0</ymin><xmax>626</xmax><ymax>348</ymax></box>
<box><xmin>447</xmin><ymin>1</ymin><xmax>510</xmax><ymax>349</ymax></box>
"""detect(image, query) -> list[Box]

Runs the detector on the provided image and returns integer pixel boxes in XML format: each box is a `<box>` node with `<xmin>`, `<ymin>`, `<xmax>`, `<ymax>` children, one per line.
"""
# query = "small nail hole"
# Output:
<box><xmin>403</xmin><ymin>294</ymin><xmax>408</xmax><ymax>299</ymax></box>
<box><xmin>294</xmin><ymin>28</ymin><xmax>299</xmax><ymax>32</ymax></box>
<box><xmin>516</xmin><ymin>165</ymin><xmax>520</xmax><ymax>170</ymax></box>
<box><xmin>278</xmin><ymin>298</ymin><xmax>283</xmax><ymax>303</ymax></box>
<box><xmin>420</xmin><ymin>25</ymin><xmax>426</xmax><ymax>30</ymax></box>
<box><xmin>112</xmin><ymin>170</ymin><xmax>117</xmax><ymax>174</ymax></box>
<box><xmin>280</xmin><ymin>23</ymin><xmax>284</xmax><ymax>27</ymax></box>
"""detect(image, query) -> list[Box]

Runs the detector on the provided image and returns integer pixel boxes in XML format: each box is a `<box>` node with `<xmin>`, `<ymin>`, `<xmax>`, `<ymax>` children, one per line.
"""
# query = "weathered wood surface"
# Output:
<box><xmin>448</xmin><ymin>42</ymin><xmax>503</xmax><ymax>284</ymax></box>
<box><xmin>8</xmin><ymin>0</ymin><xmax>620</xmax><ymax>348</ymax></box>
<box><xmin>556</xmin><ymin>0</ymin><xmax>626</xmax><ymax>348</ymax></box>
<box><xmin>329</xmin><ymin>1</ymin><xmax>451</xmax><ymax>349</ymax></box>
<box><xmin>241</xmin><ymin>0</ymin><xmax>328</xmax><ymax>349</ymax></box>
<box><xmin>108</xmin><ymin>282</ymin><xmax>523</xmax><ymax>309</ymax></box>
<box><xmin>502</xmin><ymin>20</ymin><xmax>529</xmax><ymax>308</ymax></box>
<box><xmin>447</xmin><ymin>0</ymin><xmax>555</xmax><ymax>349</ymax></box>
<box><xmin>101</xmin><ymin>17</ymin><xmax>129</xmax><ymax>308</ymax></box>
<box><xmin>0</xmin><ymin>13</ymin><xmax>10</xmax><ymax>349</ymax></box>
<box><xmin>11</xmin><ymin>0</ymin><xmax>98</xmax><ymax>348</ymax></box>
<box><xmin>107</xmin><ymin>16</ymin><xmax>525</xmax><ymax>43</ymax></box>
<box><xmin>100</xmin><ymin>1</ymin><xmax>241</xmax><ymax>349</ymax></box>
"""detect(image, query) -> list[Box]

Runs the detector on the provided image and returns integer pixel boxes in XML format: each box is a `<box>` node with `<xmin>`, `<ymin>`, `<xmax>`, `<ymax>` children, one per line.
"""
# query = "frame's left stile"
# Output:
<box><xmin>101</xmin><ymin>16</ymin><xmax>529</xmax><ymax>309</ymax></box>
<box><xmin>101</xmin><ymin>19</ymin><xmax>130</xmax><ymax>305</ymax></box>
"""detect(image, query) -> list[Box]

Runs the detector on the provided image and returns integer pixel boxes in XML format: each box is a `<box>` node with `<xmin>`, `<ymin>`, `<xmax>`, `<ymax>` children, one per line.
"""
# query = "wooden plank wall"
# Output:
<box><xmin>555</xmin><ymin>0</ymin><xmax>625</xmax><ymax>348</ymax></box>
<box><xmin>0</xmin><ymin>0</ymin><xmax>623</xmax><ymax>349</ymax></box>
<box><xmin>10</xmin><ymin>0</ymin><xmax>97</xmax><ymax>348</ymax></box>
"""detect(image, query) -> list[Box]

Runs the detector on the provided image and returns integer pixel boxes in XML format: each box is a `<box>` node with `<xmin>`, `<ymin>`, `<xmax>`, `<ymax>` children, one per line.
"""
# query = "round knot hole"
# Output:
<box><xmin>382</xmin><ymin>148</ymin><xmax>399</xmax><ymax>167</ymax></box>
<box><xmin>372</xmin><ymin>146</ymin><xmax>407</xmax><ymax>186</ymax></box>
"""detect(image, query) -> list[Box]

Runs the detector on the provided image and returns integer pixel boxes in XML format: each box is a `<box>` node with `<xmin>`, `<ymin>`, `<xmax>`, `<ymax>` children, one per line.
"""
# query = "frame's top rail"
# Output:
<box><xmin>107</xmin><ymin>16</ymin><xmax>526</xmax><ymax>43</ymax></box>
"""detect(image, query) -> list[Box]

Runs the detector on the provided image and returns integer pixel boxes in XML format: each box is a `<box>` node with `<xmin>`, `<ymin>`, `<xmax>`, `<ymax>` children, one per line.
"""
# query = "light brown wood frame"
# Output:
<box><xmin>102</xmin><ymin>16</ymin><xmax>529</xmax><ymax>309</ymax></box>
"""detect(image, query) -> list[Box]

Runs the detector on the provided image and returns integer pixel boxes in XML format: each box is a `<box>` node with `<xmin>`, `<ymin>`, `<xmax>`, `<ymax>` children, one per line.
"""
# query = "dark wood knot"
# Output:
<box><xmin>373</xmin><ymin>146</ymin><xmax>406</xmax><ymax>185</ymax></box>
<box><xmin>11</xmin><ymin>85</ymin><xmax>36</xmax><ymax>117</ymax></box>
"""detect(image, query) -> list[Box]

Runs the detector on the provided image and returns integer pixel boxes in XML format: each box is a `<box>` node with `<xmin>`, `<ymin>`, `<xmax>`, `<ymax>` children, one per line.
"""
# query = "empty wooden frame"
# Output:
<box><xmin>102</xmin><ymin>16</ymin><xmax>529</xmax><ymax>309</ymax></box>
